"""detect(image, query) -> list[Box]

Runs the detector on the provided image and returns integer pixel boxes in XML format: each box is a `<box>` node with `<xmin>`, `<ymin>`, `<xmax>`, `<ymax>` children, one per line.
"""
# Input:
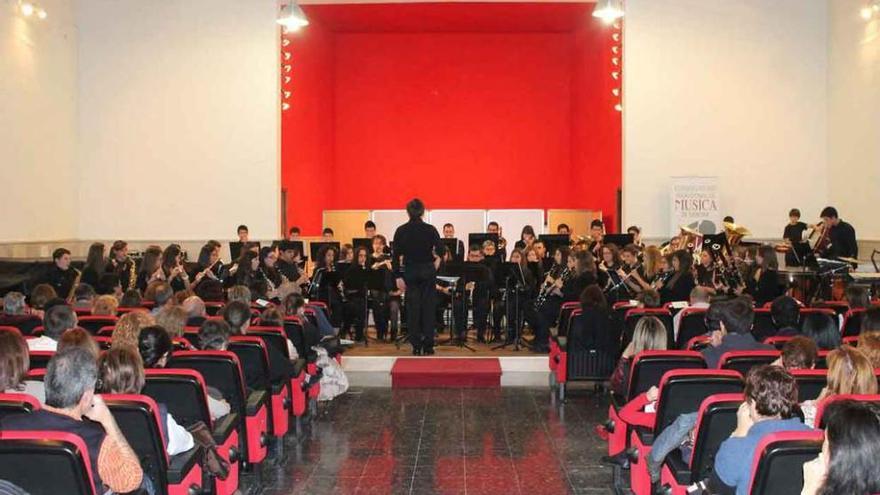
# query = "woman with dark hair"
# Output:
<box><xmin>161</xmin><ymin>244</ymin><xmax>190</xmax><ymax>293</ymax></box>
<box><xmin>257</xmin><ymin>246</ymin><xmax>282</xmax><ymax>295</ymax></box>
<box><xmin>694</xmin><ymin>249</ymin><xmax>718</xmax><ymax>292</ymax></box>
<box><xmin>568</xmin><ymin>284</ymin><xmax>614</xmax><ymax>355</ymax></box>
<box><xmin>311</xmin><ymin>245</ymin><xmax>343</xmax><ymax>327</ymax></box>
<box><xmin>802</xmin><ymin>400</ymin><xmax>880</xmax><ymax>495</ymax></box>
<box><xmin>0</xmin><ymin>328</ymin><xmax>45</xmax><ymax>402</ymax></box>
<box><xmin>81</xmin><ymin>242</ymin><xmax>107</xmax><ymax>288</ymax></box>
<box><xmin>341</xmin><ymin>246</ymin><xmax>370</xmax><ymax>342</ymax></box>
<box><xmin>194</xmin><ymin>242</ymin><xmax>224</xmax><ymax>285</ymax></box>
<box><xmin>514</xmin><ymin>225</ymin><xmax>537</xmax><ymax>250</ymax></box>
<box><xmin>232</xmin><ymin>250</ymin><xmax>260</xmax><ymax>289</ymax></box>
<box><xmin>657</xmin><ymin>250</ymin><xmax>697</xmax><ymax>304</ymax></box>
<box><xmin>801</xmin><ymin>313</ymin><xmax>842</xmax><ymax>350</ymax></box>
<box><xmin>136</xmin><ymin>246</ymin><xmax>164</xmax><ymax>293</ymax></box>
<box><xmin>745</xmin><ymin>244</ymin><xmax>783</xmax><ymax>306</ymax></box>
<box><xmin>502</xmin><ymin>249</ymin><xmax>536</xmax><ymax>345</ymax></box>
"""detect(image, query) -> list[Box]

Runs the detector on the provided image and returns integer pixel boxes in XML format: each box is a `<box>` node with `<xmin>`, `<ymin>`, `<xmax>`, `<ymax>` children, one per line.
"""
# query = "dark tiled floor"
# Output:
<box><xmin>254</xmin><ymin>387</ymin><xmax>614</xmax><ymax>495</ymax></box>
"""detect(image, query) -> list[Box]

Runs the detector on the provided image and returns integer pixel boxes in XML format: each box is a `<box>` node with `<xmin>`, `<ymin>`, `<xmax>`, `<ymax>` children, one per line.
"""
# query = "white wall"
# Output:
<box><xmin>0</xmin><ymin>0</ymin><xmax>78</xmax><ymax>242</ymax></box>
<box><xmin>623</xmin><ymin>0</ymin><xmax>829</xmax><ymax>239</ymax></box>
<box><xmin>75</xmin><ymin>0</ymin><xmax>280</xmax><ymax>241</ymax></box>
<box><xmin>828</xmin><ymin>0</ymin><xmax>880</xmax><ymax>240</ymax></box>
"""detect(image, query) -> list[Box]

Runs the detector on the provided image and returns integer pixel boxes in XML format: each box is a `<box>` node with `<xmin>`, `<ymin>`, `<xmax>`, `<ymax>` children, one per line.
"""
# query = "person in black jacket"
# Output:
<box><xmin>223</xmin><ymin>301</ymin><xmax>294</xmax><ymax>388</ymax></box>
<box><xmin>453</xmin><ymin>245</ymin><xmax>494</xmax><ymax>343</ymax></box>
<box><xmin>820</xmin><ymin>206</ymin><xmax>858</xmax><ymax>259</ymax></box>
<box><xmin>746</xmin><ymin>245</ymin><xmax>783</xmax><ymax>307</ymax></box>
<box><xmin>658</xmin><ymin>250</ymin><xmax>697</xmax><ymax>304</ymax></box>
<box><xmin>527</xmin><ymin>251</ymin><xmax>596</xmax><ymax>353</ymax></box>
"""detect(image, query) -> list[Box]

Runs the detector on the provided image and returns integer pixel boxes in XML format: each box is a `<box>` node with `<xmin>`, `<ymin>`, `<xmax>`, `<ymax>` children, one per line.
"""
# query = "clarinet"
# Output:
<box><xmin>534</xmin><ymin>266</ymin><xmax>571</xmax><ymax>310</ymax></box>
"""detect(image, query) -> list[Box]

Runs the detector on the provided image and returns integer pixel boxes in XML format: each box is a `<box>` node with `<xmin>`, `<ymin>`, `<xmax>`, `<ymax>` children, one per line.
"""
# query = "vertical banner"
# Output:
<box><xmin>670</xmin><ymin>176</ymin><xmax>721</xmax><ymax>236</ymax></box>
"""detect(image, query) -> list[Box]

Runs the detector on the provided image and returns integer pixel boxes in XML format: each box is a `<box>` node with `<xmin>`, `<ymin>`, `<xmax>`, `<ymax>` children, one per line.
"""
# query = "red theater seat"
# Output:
<box><xmin>718</xmin><ymin>350</ymin><xmax>780</xmax><ymax>375</ymax></box>
<box><xmin>841</xmin><ymin>308</ymin><xmax>867</xmax><ymax>338</ymax></box>
<box><xmin>0</xmin><ymin>393</ymin><xmax>41</xmax><ymax>422</ymax></box>
<box><xmin>813</xmin><ymin>394</ymin><xmax>880</xmax><ymax>429</ymax></box>
<box><xmin>228</xmin><ymin>336</ymin><xmax>291</xmax><ymax>438</ymax></box>
<box><xmin>746</xmin><ymin>430</ymin><xmax>824</xmax><ymax>495</ymax></box>
<box><xmin>77</xmin><ymin>315</ymin><xmax>118</xmax><ymax>334</ymax></box>
<box><xmin>28</xmin><ymin>350</ymin><xmax>55</xmax><ymax>370</ymax></box>
<box><xmin>0</xmin><ymin>430</ymin><xmax>98</xmax><ymax>495</ymax></box>
<box><xmin>675</xmin><ymin>307</ymin><xmax>708</xmax><ymax>350</ymax></box>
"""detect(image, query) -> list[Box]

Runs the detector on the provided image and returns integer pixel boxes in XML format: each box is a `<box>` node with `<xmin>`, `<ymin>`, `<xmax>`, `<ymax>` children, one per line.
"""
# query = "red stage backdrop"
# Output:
<box><xmin>282</xmin><ymin>3</ymin><xmax>621</xmax><ymax>235</ymax></box>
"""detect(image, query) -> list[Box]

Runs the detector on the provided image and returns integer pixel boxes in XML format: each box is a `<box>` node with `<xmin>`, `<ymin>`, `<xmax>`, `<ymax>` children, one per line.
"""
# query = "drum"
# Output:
<box><xmin>778</xmin><ymin>269</ymin><xmax>818</xmax><ymax>304</ymax></box>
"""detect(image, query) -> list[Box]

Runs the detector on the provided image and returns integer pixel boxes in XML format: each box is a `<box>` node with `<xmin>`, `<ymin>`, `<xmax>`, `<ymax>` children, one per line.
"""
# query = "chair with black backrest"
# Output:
<box><xmin>28</xmin><ymin>351</ymin><xmax>55</xmax><ymax>370</ymax></box>
<box><xmin>798</xmin><ymin>308</ymin><xmax>837</xmax><ymax>329</ymax></box>
<box><xmin>0</xmin><ymin>393</ymin><xmax>41</xmax><ymax>422</ymax></box>
<box><xmin>841</xmin><ymin>308</ymin><xmax>867</xmax><ymax>337</ymax></box>
<box><xmin>103</xmin><ymin>394</ymin><xmax>203</xmax><ymax>495</ymax></box>
<box><xmin>622</xmin><ymin>308</ymin><xmax>675</xmax><ymax>350</ymax></box>
<box><xmin>142</xmin><ymin>368</ymin><xmax>241</xmax><ymax>495</ymax></box>
<box><xmin>553</xmin><ymin>309</ymin><xmax>618</xmax><ymax>401</ymax></box>
<box><xmin>227</xmin><ymin>336</ymin><xmax>290</xmax><ymax>438</ymax></box>
<box><xmin>283</xmin><ymin>316</ymin><xmax>321</xmax><ymax>411</ymax></box>
<box><xmin>790</xmin><ymin>369</ymin><xmax>828</xmax><ymax>402</ymax></box>
<box><xmin>204</xmin><ymin>302</ymin><xmax>224</xmax><ymax>316</ymax></box>
<box><xmin>167</xmin><ymin>351</ymin><xmax>269</xmax><ymax>468</ymax></box>
<box><xmin>659</xmin><ymin>393</ymin><xmax>744</xmax><ymax>494</ymax></box>
<box><xmin>0</xmin><ymin>317</ymin><xmax>41</xmax><ymax>336</ymax></box>
<box><xmin>751</xmin><ymin>308</ymin><xmax>777</xmax><ymax>343</ymax></box>
<box><xmin>182</xmin><ymin>327</ymin><xmax>201</xmax><ymax>348</ymax></box>
<box><xmin>675</xmin><ymin>307</ymin><xmax>709</xmax><ymax>350</ymax></box>
<box><xmin>718</xmin><ymin>350</ymin><xmax>781</xmax><ymax>376</ymax></box>
<box><xmin>604</xmin><ymin>351</ymin><xmax>707</xmax><ymax>457</ymax></box>
<box><xmin>629</xmin><ymin>370</ymin><xmax>744</xmax><ymax>494</ymax></box>
<box><xmin>76</xmin><ymin>316</ymin><xmax>118</xmax><ymax>335</ymax></box>
<box><xmin>0</xmin><ymin>431</ymin><xmax>98</xmax><ymax>495</ymax></box>
<box><xmin>244</xmin><ymin>327</ymin><xmax>309</xmax><ymax>431</ymax></box>
<box><xmin>812</xmin><ymin>394</ymin><xmax>880</xmax><ymax>429</ymax></box>
<box><xmin>746</xmin><ymin>431</ymin><xmax>824</xmax><ymax>495</ymax></box>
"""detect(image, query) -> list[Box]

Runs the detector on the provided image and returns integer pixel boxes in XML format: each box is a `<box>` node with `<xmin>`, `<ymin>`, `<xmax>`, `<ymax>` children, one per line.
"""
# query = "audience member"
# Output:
<box><xmin>119</xmin><ymin>289</ymin><xmax>143</xmax><ymax>308</ymax></box>
<box><xmin>844</xmin><ymin>285</ymin><xmax>871</xmax><ymax>310</ymax></box>
<box><xmin>702</xmin><ymin>298</ymin><xmax>772</xmax><ymax>368</ymax></box>
<box><xmin>0</xmin><ymin>291</ymin><xmax>42</xmax><ymax>335</ymax></box>
<box><xmin>227</xmin><ymin>285</ymin><xmax>252</xmax><ymax>305</ymax></box>
<box><xmin>770</xmin><ymin>295</ymin><xmax>801</xmax><ymax>337</ymax></box>
<box><xmin>154</xmin><ymin>306</ymin><xmax>188</xmax><ymax>338</ymax></box>
<box><xmin>181</xmin><ymin>295</ymin><xmax>207</xmax><ymax>326</ymax></box>
<box><xmin>111</xmin><ymin>310</ymin><xmax>155</xmax><ymax>350</ymax></box>
<box><xmin>98</xmin><ymin>347</ymin><xmax>195</xmax><ymax>456</ymax></box>
<box><xmin>0</xmin><ymin>348</ymin><xmax>145</xmax><ymax>494</ymax></box>
<box><xmin>223</xmin><ymin>301</ymin><xmax>297</xmax><ymax>382</ymax></box>
<box><xmin>801</xmin><ymin>313</ymin><xmax>842</xmax><ymax>350</ymax></box>
<box><xmin>0</xmin><ymin>328</ymin><xmax>46</xmax><ymax>402</ymax></box>
<box><xmin>672</xmin><ymin>286</ymin><xmax>711</xmax><ymax>341</ymax></box>
<box><xmin>778</xmin><ymin>336</ymin><xmax>818</xmax><ymax>370</ymax></box>
<box><xmin>713</xmin><ymin>365</ymin><xmax>810</xmax><ymax>495</ymax></box>
<box><xmin>28</xmin><ymin>283</ymin><xmax>57</xmax><ymax>310</ymax></box>
<box><xmin>801</xmin><ymin>400</ymin><xmax>880</xmax><ymax>495</ymax></box>
<box><xmin>28</xmin><ymin>304</ymin><xmax>77</xmax><ymax>351</ymax></box>
<box><xmin>73</xmin><ymin>283</ymin><xmax>97</xmax><ymax>310</ymax></box>
<box><xmin>91</xmin><ymin>294</ymin><xmax>119</xmax><ymax>316</ymax></box>
<box><xmin>150</xmin><ymin>281</ymin><xmax>175</xmax><ymax>315</ymax></box>
<box><xmin>856</xmin><ymin>331</ymin><xmax>880</xmax><ymax>367</ymax></box>
<box><xmin>801</xmin><ymin>345</ymin><xmax>877</xmax><ymax>427</ymax></box>
<box><xmin>57</xmin><ymin>327</ymin><xmax>100</xmax><ymax>360</ymax></box>
<box><xmin>610</xmin><ymin>316</ymin><xmax>667</xmax><ymax>397</ymax></box>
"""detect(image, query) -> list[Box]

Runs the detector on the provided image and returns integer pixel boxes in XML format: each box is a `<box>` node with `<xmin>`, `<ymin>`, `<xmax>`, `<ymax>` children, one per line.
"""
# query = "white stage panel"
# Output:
<box><xmin>371</xmin><ymin>210</ymin><xmax>411</xmax><ymax>240</ymax></box>
<box><xmin>487</xmin><ymin>209</ymin><xmax>545</xmax><ymax>249</ymax></box>
<box><xmin>428</xmin><ymin>210</ymin><xmax>487</xmax><ymax>244</ymax></box>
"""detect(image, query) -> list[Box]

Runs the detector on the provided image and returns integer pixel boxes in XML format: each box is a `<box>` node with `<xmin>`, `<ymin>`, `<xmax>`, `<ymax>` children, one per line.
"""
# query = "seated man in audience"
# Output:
<box><xmin>769</xmin><ymin>295</ymin><xmax>801</xmax><ymax>337</ymax></box>
<box><xmin>72</xmin><ymin>283</ymin><xmax>97</xmax><ymax>311</ymax></box>
<box><xmin>672</xmin><ymin>286</ymin><xmax>711</xmax><ymax>342</ymax></box>
<box><xmin>149</xmin><ymin>281</ymin><xmax>175</xmax><ymax>315</ymax></box>
<box><xmin>712</xmin><ymin>365</ymin><xmax>810</xmax><ymax>495</ymax></box>
<box><xmin>227</xmin><ymin>285</ymin><xmax>252</xmax><ymax>305</ymax></box>
<box><xmin>91</xmin><ymin>294</ymin><xmax>119</xmax><ymax>317</ymax></box>
<box><xmin>0</xmin><ymin>292</ymin><xmax>42</xmax><ymax>335</ymax></box>
<box><xmin>28</xmin><ymin>303</ymin><xmax>77</xmax><ymax>351</ymax></box>
<box><xmin>0</xmin><ymin>348</ymin><xmax>145</xmax><ymax>495</ymax></box>
<box><xmin>181</xmin><ymin>295</ymin><xmax>207</xmax><ymax>327</ymax></box>
<box><xmin>701</xmin><ymin>297</ymin><xmax>773</xmax><ymax>368</ymax></box>
<box><xmin>155</xmin><ymin>305</ymin><xmax>188</xmax><ymax>338</ymax></box>
<box><xmin>28</xmin><ymin>283</ymin><xmax>58</xmax><ymax>312</ymax></box>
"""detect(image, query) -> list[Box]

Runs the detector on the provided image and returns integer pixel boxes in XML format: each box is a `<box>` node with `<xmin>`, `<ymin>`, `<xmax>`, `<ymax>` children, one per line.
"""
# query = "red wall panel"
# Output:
<box><xmin>281</xmin><ymin>3</ymin><xmax>621</xmax><ymax>235</ymax></box>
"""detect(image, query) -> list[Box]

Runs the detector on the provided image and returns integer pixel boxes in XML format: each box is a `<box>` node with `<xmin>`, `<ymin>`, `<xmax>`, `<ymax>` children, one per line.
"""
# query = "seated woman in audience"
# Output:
<box><xmin>283</xmin><ymin>292</ymin><xmax>335</xmax><ymax>339</ymax></box>
<box><xmin>98</xmin><ymin>347</ymin><xmax>195</xmax><ymax>456</ymax></box>
<box><xmin>800</xmin><ymin>345</ymin><xmax>877</xmax><ymax>427</ymax></box>
<box><xmin>801</xmin><ymin>400</ymin><xmax>880</xmax><ymax>495</ymax></box>
<box><xmin>226</xmin><ymin>285</ymin><xmax>252</xmax><ymax>305</ymax></box>
<box><xmin>746</xmin><ymin>245</ymin><xmax>783</xmax><ymax>306</ymax></box>
<box><xmin>636</xmin><ymin>288</ymin><xmax>662</xmax><ymax>309</ymax></box>
<box><xmin>844</xmin><ymin>285</ymin><xmax>870</xmax><ymax>310</ymax></box>
<box><xmin>567</xmin><ymin>285</ymin><xmax>614</xmax><ymax>355</ymax></box>
<box><xmin>91</xmin><ymin>294</ymin><xmax>119</xmax><ymax>317</ymax></box>
<box><xmin>180</xmin><ymin>295</ymin><xmax>207</xmax><ymax>327</ymax></box>
<box><xmin>857</xmin><ymin>331</ymin><xmax>880</xmax><ymax>367</ymax></box>
<box><xmin>657</xmin><ymin>250</ymin><xmax>696</xmax><ymax>304</ymax></box>
<box><xmin>28</xmin><ymin>283</ymin><xmax>58</xmax><ymax>312</ymax></box>
<box><xmin>712</xmin><ymin>365</ymin><xmax>811</xmax><ymax>495</ymax></box>
<box><xmin>609</xmin><ymin>316</ymin><xmax>668</xmax><ymax>398</ymax></box>
<box><xmin>111</xmin><ymin>310</ymin><xmax>156</xmax><ymax>350</ymax></box>
<box><xmin>138</xmin><ymin>325</ymin><xmax>230</xmax><ymax>420</ymax></box>
<box><xmin>257</xmin><ymin>306</ymin><xmax>284</xmax><ymax>327</ymax></box>
<box><xmin>801</xmin><ymin>312</ymin><xmax>842</xmax><ymax>350</ymax></box>
<box><xmin>119</xmin><ymin>288</ymin><xmax>143</xmax><ymax>308</ymax></box>
<box><xmin>0</xmin><ymin>328</ymin><xmax>46</xmax><ymax>402</ymax></box>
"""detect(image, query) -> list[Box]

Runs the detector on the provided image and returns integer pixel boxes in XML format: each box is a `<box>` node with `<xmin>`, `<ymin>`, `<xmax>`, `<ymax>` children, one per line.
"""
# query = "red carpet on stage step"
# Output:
<box><xmin>391</xmin><ymin>358</ymin><xmax>502</xmax><ymax>388</ymax></box>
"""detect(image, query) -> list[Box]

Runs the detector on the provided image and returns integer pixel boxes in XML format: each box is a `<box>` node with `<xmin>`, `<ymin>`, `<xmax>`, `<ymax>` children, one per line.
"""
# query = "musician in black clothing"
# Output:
<box><xmin>311</xmin><ymin>245</ymin><xmax>343</xmax><ymax>328</ymax></box>
<box><xmin>527</xmin><ymin>250</ymin><xmax>595</xmax><ymax>353</ymax></box>
<box><xmin>233</xmin><ymin>250</ymin><xmax>260</xmax><ymax>289</ymax></box>
<box><xmin>782</xmin><ymin>208</ymin><xmax>808</xmax><ymax>266</ymax></box>
<box><xmin>276</xmin><ymin>241</ymin><xmax>308</xmax><ymax>288</ymax></box>
<box><xmin>514</xmin><ymin>225</ymin><xmax>537</xmax><ymax>251</ymax></box>
<box><xmin>597</xmin><ymin>244</ymin><xmax>621</xmax><ymax>291</ymax></box>
<box><xmin>161</xmin><ymin>244</ymin><xmax>190</xmax><ymax>293</ymax></box>
<box><xmin>451</xmin><ymin>245</ymin><xmax>494</xmax><ymax>343</ymax></box>
<box><xmin>746</xmin><ymin>245</ymin><xmax>783</xmax><ymax>306</ymax></box>
<box><xmin>694</xmin><ymin>250</ymin><xmax>718</xmax><ymax>292</ymax></box>
<box><xmin>616</xmin><ymin>244</ymin><xmax>645</xmax><ymax>298</ymax></box>
<box><xmin>657</xmin><ymin>250</ymin><xmax>697</xmax><ymax>304</ymax></box>
<box><xmin>442</xmin><ymin>223</ymin><xmax>466</xmax><ymax>262</ymax></box>
<box><xmin>487</xmin><ymin>221</ymin><xmax>507</xmax><ymax>260</ymax></box>
<box><xmin>532</xmin><ymin>240</ymin><xmax>553</xmax><ymax>272</ymax></box>
<box><xmin>369</xmin><ymin>235</ymin><xmax>394</xmax><ymax>341</ymax></box>
<box><xmin>481</xmin><ymin>240</ymin><xmax>505</xmax><ymax>341</ymax></box>
<box><xmin>41</xmin><ymin>248</ymin><xmax>78</xmax><ymax>300</ymax></box>
<box><xmin>258</xmin><ymin>246</ymin><xmax>283</xmax><ymax>294</ymax></box>
<box><xmin>80</xmin><ymin>242</ymin><xmax>106</xmax><ymax>288</ymax></box>
<box><xmin>106</xmin><ymin>240</ymin><xmax>135</xmax><ymax>291</ymax></box>
<box><xmin>820</xmin><ymin>206</ymin><xmax>858</xmax><ymax>259</ymax></box>
<box><xmin>341</xmin><ymin>247</ymin><xmax>370</xmax><ymax>342</ymax></box>
<box><xmin>392</xmin><ymin>199</ymin><xmax>445</xmax><ymax>355</ymax></box>
<box><xmin>504</xmin><ymin>249</ymin><xmax>536</xmax><ymax>344</ymax></box>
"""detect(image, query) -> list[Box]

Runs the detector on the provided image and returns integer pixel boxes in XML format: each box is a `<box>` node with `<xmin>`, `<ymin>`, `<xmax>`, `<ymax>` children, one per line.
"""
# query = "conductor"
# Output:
<box><xmin>392</xmin><ymin>198</ymin><xmax>444</xmax><ymax>355</ymax></box>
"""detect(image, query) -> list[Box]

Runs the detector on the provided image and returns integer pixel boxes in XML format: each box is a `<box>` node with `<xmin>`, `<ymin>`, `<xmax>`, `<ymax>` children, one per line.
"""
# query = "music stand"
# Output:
<box><xmin>436</xmin><ymin>262</ymin><xmax>487</xmax><ymax>352</ymax></box>
<box><xmin>310</xmin><ymin>241</ymin><xmax>341</xmax><ymax>262</ymax></box>
<box><xmin>229</xmin><ymin>241</ymin><xmax>261</xmax><ymax>262</ymax></box>
<box><xmin>492</xmin><ymin>262</ymin><xmax>529</xmax><ymax>351</ymax></box>
<box><xmin>352</xmin><ymin>238</ymin><xmax>373</xmax><ymax>254</ymax></box>
<box><xmin>602</xmin><ymin>234</ymin><xmax>634</xmax><ymax>249</ymax></box>
<box><xmin>441</xmin><ymin>238</ymin><xmax>461</xmax><ymax>261</ymax></box>
<box><xmin>468</xmin><ymin>233</ymin><xmax>499</xmax><ymax>251</ymax></box>
<box><xmin>343</xmin><ymin>268</ymin><xmax>387</xmax><ymax>347</ymax></box>
<box><xmin>539</xmin><ymin>234</ymin><xmax>571</xmax><ymax>258</ymax></box>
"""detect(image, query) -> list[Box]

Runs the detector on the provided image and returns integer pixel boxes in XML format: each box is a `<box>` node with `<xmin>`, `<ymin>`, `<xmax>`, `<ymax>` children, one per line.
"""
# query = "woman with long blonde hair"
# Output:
<box><xmin>802</xmin><ymin>345</ymin><xmax>878</xmax><ymax>427</ymax></box>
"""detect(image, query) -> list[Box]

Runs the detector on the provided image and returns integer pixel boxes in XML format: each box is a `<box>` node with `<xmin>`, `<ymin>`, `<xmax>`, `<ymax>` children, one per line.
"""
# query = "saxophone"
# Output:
<box><xmin>126</xmin><ymin>257</ymin><xmax>136</xmax><ymax>291</ymax></box>
<box><xmin>66</xmin><ymin>268</ymin><xmax>82</xmax><ymax>303</ymax></box>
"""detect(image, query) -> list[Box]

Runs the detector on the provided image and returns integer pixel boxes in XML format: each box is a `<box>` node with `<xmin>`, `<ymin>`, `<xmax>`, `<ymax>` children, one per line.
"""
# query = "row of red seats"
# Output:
<box><xmin>0</xmin><ymin>314</ymin><xmax>327</xmax><ymax>495</ymax></box>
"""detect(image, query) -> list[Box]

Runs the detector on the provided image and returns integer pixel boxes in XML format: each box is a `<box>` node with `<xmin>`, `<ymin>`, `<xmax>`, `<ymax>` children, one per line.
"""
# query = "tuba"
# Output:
<box><xmin>679</xmin><ymin>225</ymin><xmax>704</xmax><ymax>254</ymax></box>
<box><xmin>723</xmin><ymin>222</ymin><xmax>751</xmax><ymax>249</ymax></box>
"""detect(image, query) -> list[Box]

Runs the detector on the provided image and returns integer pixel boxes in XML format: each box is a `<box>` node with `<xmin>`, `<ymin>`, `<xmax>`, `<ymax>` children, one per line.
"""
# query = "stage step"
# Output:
<box><xmin>390</xmin><ymin>358</ymin><xmax>502</xmax><ymax>388</ymax></box>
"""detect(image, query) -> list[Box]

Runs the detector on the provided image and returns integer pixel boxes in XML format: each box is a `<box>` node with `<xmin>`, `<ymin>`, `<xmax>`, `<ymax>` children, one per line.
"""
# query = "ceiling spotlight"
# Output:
<box><xmin>283</xmin><ymin>52</ymin><xmax>291</xmax><ymax>60</ymax></box>
<box><xmin>282</xmin><ymin>102</ymin><xmax>291</xmax><ymax>111</ymax></box>
<box><xmin>277</xmin><ymin>1</ymin><xmax>309</xmax><ymax>31</ymax></box>
<box><xmin>593</xmin><ymin>0</ymin><xmax>624</xmax><ymax>24</ymax></box>
<box><xmin>282</xmin><ymin>38</ymin><xmax>291</xmax><ymax>47</ymax></box>
<box><xmin>284</xmin><ymin>76</ymin><xmax>291</xmax><ymax>84</ymax></box>
<box><xmin>612</xmin><ymin>33</ymin><xmax>621</xmax><ymax>42</ymax></box>
<box><xmin>613</xmin><ymin>21</ymin><xmax>621</xmax><ymax>30</ymax></box>
<box><xmin>611</xmin><ymin>46</ymin><xmax>620</xmax><ymax>54</ymax></box>
<box><xmin>20</xmin><ymin>2</ymin><xmax>34</xmax><ymax>16</ymax></box>
<box><xmin>283</xmin><ymin>90</ymin><xmax>292</xmax><ymax>99</ymax></box>
<box><xmin>612</xmin><ymin>71</ymin><xmax>620</xmax><ymax>80</ymax></box>
<box><xmin>612</xmin><ymin>57</ymin><xmax>620</xmax><ymax>66</ymax></box>
<box><xmin>862</xmin><ymin>6</ymin><xmax>873</xmax><ymax>19</ymax></box>
<box><xmin>37</xmin><ymin>8</ymin><xmax>46</xmax><ymax>19</ymax></box>
<box><xmin>614</xmin><ymin>103</ymin><xmax>623</xmax><ymax>112</ymax></box>
<box><xmin>612</xmin><ymin>88</ymin><xmax>620</xmax><ymax>97</ymax></box>
<box><xmin>283</xmin><ymin>65</ymin><xmax>292</xmax><ymax>73</ymax></box>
